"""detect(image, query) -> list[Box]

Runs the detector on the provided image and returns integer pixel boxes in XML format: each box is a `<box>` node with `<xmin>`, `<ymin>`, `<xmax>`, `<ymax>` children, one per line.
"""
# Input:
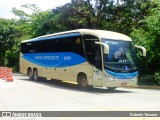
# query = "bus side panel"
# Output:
<box><xmin>19</xmin><ymin>53</ymin><xmax>28</xmax><ymax>74</ymax></box>
<box><xmin>50</xmin><ymin>68</ymin><xmax>57</xmax><ymax>79</ymax></box>
<box><xmin>20</xmin><ymin>53</ymin><xmax>51</xmax><ymax>78</ymax></box>
<box><xmin>70</xmin><ymin>62</ymin><xmax>93</xmax><ymax>85</ymax></box>
<box><xmin>37</xmin><ymin>66</ymin><xmax>50</xmax><ymax>78</ymax></box>
<box><xmin>20</xmin><ymin>61</ymin><xmax>27</xmax><ymax>74</ymax></box>
<box><xmin>50</xmin><ymin>67</ymin><xmax>70</xmax><ymax>81</ymax></box>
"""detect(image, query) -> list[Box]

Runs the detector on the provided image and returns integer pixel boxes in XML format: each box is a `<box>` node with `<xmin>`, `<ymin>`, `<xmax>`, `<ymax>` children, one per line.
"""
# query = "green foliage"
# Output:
<box><xmin>154</xmin><ymin>72</ymin><xmax>160</xmax><ymax>85</ymax></box>
<box><xmin>0</xmin><ymin>18</ymin><xmax>17</xmax><ymax>66</ymax></box>
<box><xmin>139</xmin><ymin>72</ymin><xmax>160</xmax><ymax>85</ymax></box>
<box><xmin>131</xmin><ymin>0</ymin><xmax>160</xmax><ymax>83</ymax></box>
<box><xmin>12</xmin><ymin>7</ymin><xmax>30</xmax><ymax>20</ymax></box>
<box><xmin>51</xmin><ymin>1</ymin><xmax>95</xmax><ymax>30</ymax></box>
<box><xmin>29</xmin><ymin>10</ymin><xmax>51</xmax><ymax>37</ymax></box>
<box><xmin>102</xmin><ymin>0</ymin><xmax>156</xmax><ymax>35</ymax></box>
<box><xmin>5</xmin><ymin>48</ymin><xmax>19</xmax><ymax>72</ymax></box>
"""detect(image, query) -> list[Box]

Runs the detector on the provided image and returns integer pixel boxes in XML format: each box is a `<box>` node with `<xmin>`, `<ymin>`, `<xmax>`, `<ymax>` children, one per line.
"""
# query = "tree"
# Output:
<box><xmin>130</xmin><ymin>0</ymin><xmax>160</xmax><ymax>84</ymax></box>
<box><xmin>0</xmin><ymin>18</ymin><xmax>17</xmax><ymax>66</ymax></box>
<box><xmin>101</xmin><ymin>0</ymin><xmax>157</xmax><ymax>35</ymax></box>
<box><xmin>51</xmin><ymin>0</ymin><xmax>96</xmax><ymax>30</ymax></box>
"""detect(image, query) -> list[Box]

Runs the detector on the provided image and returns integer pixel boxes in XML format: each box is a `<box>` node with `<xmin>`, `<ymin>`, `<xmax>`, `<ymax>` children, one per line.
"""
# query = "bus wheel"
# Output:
<box><xmin>107</xmin><ymin>87</ymin><xmax>117</xmax><ymax>90</ymax></box>
<box><xmin>33</xmin><ymin>69</ymin><xmax>39</xmax><ymax>81</ymax></box>
<box><xmin>78</xmin><ymin>74</ymin><xmax>90</xmax><ymax>90</ymax></box>
<box><xmin>28</xmin><ymin>69</ymin><xmax>33</xmax><ymax>80</ymax></box>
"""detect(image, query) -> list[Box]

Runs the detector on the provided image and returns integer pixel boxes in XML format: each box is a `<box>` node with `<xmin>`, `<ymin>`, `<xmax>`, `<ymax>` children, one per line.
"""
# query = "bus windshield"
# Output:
<box><xmin>102</xmin><ymin>39</ymin><xmax>137</xmax><ymax>73</ymax></box>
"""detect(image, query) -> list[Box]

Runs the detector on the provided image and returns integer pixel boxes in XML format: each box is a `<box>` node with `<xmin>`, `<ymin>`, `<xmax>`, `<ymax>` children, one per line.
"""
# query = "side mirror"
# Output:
<box><xmin>134</xmin><ymin>45</ymin><xmax>146</xmax><ymax>57</ymax></box>
<box><xmin>95</xmin><ymin>42</ymin><xmax>109</xmax><ymax>54</ymax></box>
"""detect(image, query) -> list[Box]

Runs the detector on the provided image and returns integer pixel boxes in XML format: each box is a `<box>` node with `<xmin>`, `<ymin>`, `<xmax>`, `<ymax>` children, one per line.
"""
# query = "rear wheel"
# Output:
<box><xmin>28</xmin><ymin>69</ymin><xmax>33</xmax><ymax>80</ymax></box>
<box><xmin>78</xmin><ymin>74</ymin><xmax>90</xmax><ymax>90</ymax></box>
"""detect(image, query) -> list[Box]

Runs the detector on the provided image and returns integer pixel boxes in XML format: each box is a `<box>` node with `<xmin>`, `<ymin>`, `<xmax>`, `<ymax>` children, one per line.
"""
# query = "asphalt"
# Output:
<box><xmin>0</xmin><ymin>73</ymin><xmax>160</xmax><ymax>120</ymax></box>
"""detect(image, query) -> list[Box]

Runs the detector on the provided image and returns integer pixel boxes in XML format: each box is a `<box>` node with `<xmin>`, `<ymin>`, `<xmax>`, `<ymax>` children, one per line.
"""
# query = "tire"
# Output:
<box><xmin>78</xmin><ymin>74</ymin><xmax>90</xmax><ymax>90</ymax></box>
<box><xmin>28</xmin><ymin>69</ymin><xmax>33</xmax><ymax>80</ymax></box>
<box><xmin>33</xmin><ymin>69</ymin><xmax>39</xmax><ymax>81</ymax></box>
<box><xmin>107</xmin><ymin>87</ymin><xmax>117</xmax><ymax>90</ymax></box>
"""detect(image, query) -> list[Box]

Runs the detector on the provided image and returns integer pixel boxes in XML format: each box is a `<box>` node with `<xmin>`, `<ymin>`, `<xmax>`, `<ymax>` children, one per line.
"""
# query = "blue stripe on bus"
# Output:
<box><xmin>105</xmin><ymin>69</ymin><xmax>138</xmax><ymax>79</ymax></box>
<box><xmin>23</xmin><ymin>33</ymin><xmax>81</xmax><ymax>43</ymax></box>
<box><xmin>23</xmin><ymin>52</ymin><xmax>86</xmax><ymax>67</ymax></box>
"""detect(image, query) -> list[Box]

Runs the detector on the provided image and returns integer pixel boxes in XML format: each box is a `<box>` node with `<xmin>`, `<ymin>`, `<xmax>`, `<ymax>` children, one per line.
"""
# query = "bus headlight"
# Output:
<box><xmin>106</xmin><ymin>75</ymin><xmax>115</xmax><ymax>81</ymax></box>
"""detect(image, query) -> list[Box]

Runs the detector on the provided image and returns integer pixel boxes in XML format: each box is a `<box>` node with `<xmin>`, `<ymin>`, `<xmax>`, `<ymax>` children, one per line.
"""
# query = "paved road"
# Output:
<box><xmin>0</xmin><ymin>73</ymin><xmax>160</xmax><ymax>120</ymax></box>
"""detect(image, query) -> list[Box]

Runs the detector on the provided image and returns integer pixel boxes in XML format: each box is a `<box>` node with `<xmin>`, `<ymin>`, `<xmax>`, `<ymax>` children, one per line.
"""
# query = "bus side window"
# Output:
<box><xmin>84</xmin><ymin>35</ymin><xmax>102</xmax><ymax>70</ymax></box>
<box><xmin>72</xmin><ymin>36</ymin><xmax>85</xmax><ymax>57</ymax></box>
<box><xmin>21</xmin><ymin>42</ymin><xmax>33</xmax><ymax>53</ymax></box>
<box><xmin>60</xmin><ymin>36</ymin><xmax>85</xmax><ymax>57</ymax></box>
<box><xmin>41</xmin><ymin>39</ymin><xmax>60</xmax><ymax>52</ymax></box>
<box><xmin>60</xmin><ymin>37</ymin><xmax>72</xmax><ymax>52</ymax></box>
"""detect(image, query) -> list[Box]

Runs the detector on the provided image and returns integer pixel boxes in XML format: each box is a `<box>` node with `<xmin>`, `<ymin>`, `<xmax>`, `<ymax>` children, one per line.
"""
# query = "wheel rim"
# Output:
<box><xmin>34</xmin><ymin>70</ymin><xmax>38</xmax><ymax>80</ymax></box>
<box><xmin>81</xmin><ymin>78</ymin><xmax>87</xmax><ymax>87</ymax></box>
<box><xmin>29</xmin><ymin>71</ymin><xmax>32</xmax><ymax>79</ymax></box>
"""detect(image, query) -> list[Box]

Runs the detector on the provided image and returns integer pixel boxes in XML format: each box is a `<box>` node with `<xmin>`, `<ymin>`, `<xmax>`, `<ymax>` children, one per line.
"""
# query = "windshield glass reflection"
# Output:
<box><xmin>102</xmin><ymin>39</ymin><xmax>137</xmax><ymax>73</ymax></box>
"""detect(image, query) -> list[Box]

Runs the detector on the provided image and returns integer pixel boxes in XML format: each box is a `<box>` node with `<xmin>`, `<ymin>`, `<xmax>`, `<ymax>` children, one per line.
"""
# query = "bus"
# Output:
<box><xmin>20</xmin><ymin>29</ymin><xmax>146</xmax><ymax>90</ymax></box>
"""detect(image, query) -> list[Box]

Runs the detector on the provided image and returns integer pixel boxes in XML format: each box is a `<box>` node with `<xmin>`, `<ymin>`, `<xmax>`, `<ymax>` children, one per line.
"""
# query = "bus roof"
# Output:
<box><xmin>21</xmin><ymin>29</ymin><xmax>132</xmax><ymax>43</ymax></box>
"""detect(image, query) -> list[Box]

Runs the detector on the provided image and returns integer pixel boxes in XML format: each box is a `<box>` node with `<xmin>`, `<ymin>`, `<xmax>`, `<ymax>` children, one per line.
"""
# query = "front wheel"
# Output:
<box><xmin>78</xmin><ymin>74</ymin><xmax>91</xmax><ymax>90</ymax></box>
<box><xmin>33</xmin><ymin>69</ymin><xmax>39</xmax><ymax>81</ymax></box>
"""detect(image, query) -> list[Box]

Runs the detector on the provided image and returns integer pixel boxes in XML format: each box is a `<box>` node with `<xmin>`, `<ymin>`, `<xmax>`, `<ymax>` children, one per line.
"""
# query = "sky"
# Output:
<box><xmin>0</xmin><ymin>0</ymin><xmax>71</xmax><ymax>19</ymax></box>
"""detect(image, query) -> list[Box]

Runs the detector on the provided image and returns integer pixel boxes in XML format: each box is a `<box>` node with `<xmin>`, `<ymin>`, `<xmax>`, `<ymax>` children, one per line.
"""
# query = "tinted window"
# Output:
<box><xmin>21</xmin><ymin>35</ymin><xmax>85</xmax><ymax>57</ymax></box>
<box><xmin>21</xmin><ymin>42</ymin><xmax>35</xmax><ymax>53</ymax></box>
<box><xmin>21</xmin><ymin>39</ymin><xmax>60</xmax><ymax>53</ymax></box>
<box><xmin>60</xmin><ymin>36</ymin><xmax>84</xmax><ymax>57</ymax></box>
<box><xmin>42</xmin><ymin>39</ymin><xmax>60</xmax><ymax>52</ymax></box>
<box><xmin>84</xmin><ymin>35</ymin><xmax>102</xmax><ymax>70</ymax></box>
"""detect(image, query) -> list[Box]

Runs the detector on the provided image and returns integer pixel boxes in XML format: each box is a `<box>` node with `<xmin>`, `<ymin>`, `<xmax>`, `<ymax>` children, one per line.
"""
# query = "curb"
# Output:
<box><xmin>123</xmin><ymin>86</ymin><xmax>160</xmax><ymax>89</ymax></box>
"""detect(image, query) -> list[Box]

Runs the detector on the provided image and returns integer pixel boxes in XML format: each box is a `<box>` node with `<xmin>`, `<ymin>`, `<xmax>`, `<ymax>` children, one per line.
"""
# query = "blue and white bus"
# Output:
<box><xmin>20</xmin><ymin>29</ymin><xmax>146</xmax><ymax>90</ymax></box>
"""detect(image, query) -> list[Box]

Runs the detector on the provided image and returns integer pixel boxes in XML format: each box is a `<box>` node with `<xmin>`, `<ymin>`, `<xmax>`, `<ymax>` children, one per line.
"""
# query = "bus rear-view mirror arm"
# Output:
<box><xmin>134</xmin><ymin>45</ymin><xmax>146</xmax><ymax>57</ymax></box>
<box><xmin>95</xmin><ymin>42</ymin><xmax>109</xmax><ymax>54</ymax></box>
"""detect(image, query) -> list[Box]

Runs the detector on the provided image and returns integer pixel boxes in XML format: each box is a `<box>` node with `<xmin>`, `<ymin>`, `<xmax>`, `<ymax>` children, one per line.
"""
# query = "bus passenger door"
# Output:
<box><xmin>93</xmin><ymin>67</ymin><xmax>103</xmax><ymax>87</ymax></box>
<box><xmin>92</xmin><ymin>48</ymin><xmax>103</xmax><ymax>87</ymax></box>
<box><xmin>84</xmin><ymin>35</ymin><xmax>103</xmax><ymax>87</ymax></box>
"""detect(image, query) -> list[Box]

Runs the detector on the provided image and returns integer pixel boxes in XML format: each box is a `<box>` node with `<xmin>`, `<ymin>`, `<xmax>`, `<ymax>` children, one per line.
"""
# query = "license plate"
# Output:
<box><xmin>121</xmin><ymin>82</ymin><xmax>127</xmax><ymax>86</ymax></box>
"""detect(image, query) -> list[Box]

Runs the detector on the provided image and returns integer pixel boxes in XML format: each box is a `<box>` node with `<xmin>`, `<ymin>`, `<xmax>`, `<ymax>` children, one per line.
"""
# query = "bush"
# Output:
<box><xmin>154</xmin><ymin>72</ymin><xmax>160</xmax><ymax>85</ymax></box>
<box><xmin>138</xmin><ymin>72</ymin><xmax>160</xmax><ymax>86</ymax></box>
